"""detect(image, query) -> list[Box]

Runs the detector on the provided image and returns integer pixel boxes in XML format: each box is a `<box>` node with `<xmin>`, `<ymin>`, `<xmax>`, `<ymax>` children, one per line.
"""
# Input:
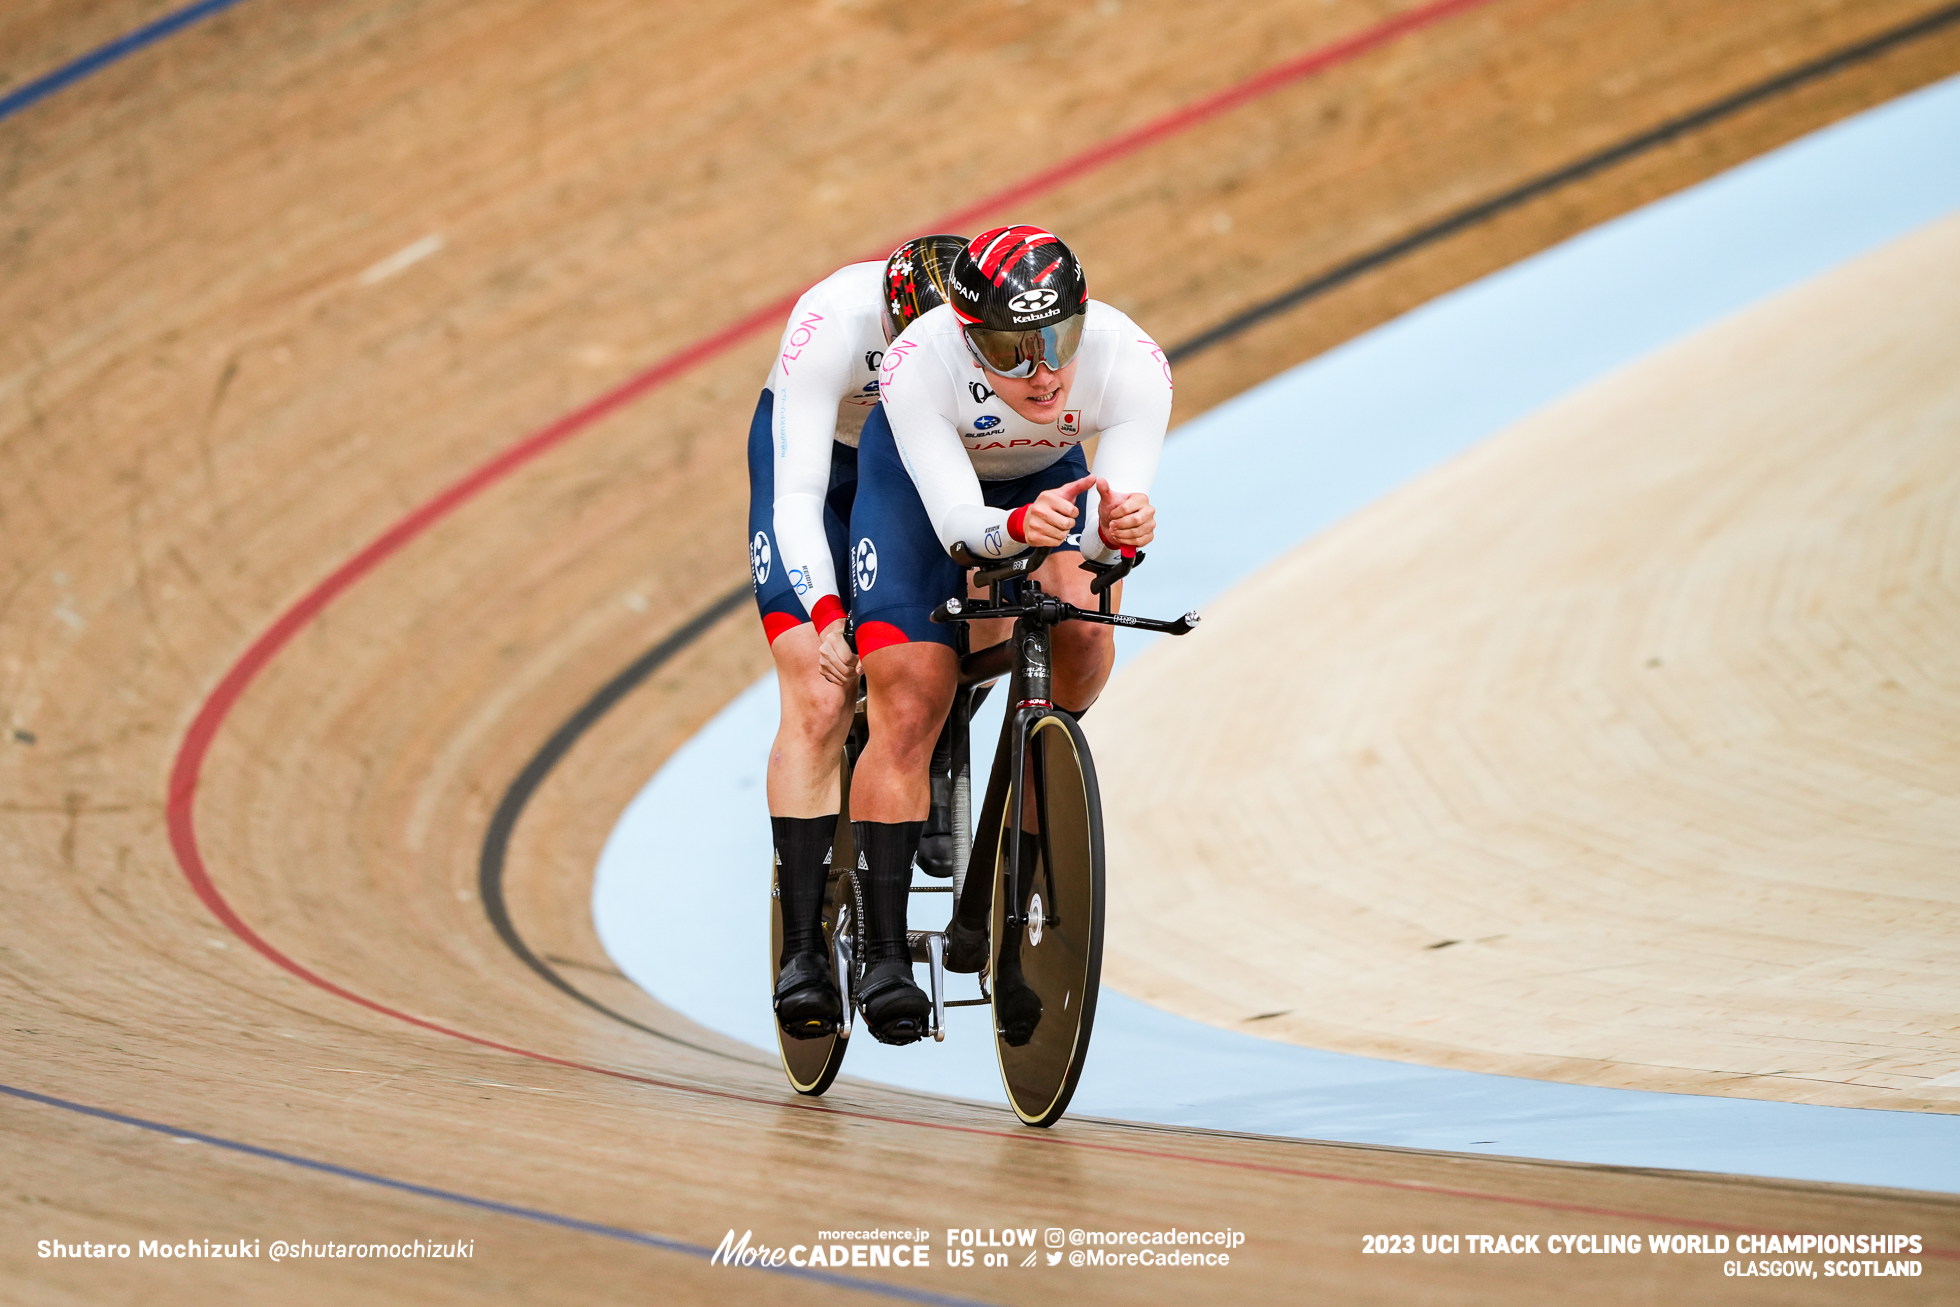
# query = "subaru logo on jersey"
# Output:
<box><xmin>1058</xmin><ymin>409</ymin><xmax>1081</xmax><ymax>437</ymax></box>
<box><xmin>1007</xmin><ymin>287</ymin><xmax>1059</xmax><ymax>314</ymax></box>
<box><xmin>973</xmin><ymin>414</ymin><xmax>1000</xmax><ymax>430</ymax></box>
<box><xmin>750</xmin><ymin>532</ymin><xmax>771</xmax><ymax>587</ymax></box>
<box><xmin>853</xmin><ymin>538</ymin><xmax>878</xmax><ymax>592</ymax></box>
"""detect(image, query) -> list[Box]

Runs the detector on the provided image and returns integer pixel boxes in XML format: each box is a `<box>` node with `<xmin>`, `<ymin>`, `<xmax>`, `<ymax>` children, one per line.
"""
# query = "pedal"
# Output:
<box><xmin>926</xmin><ymin>932</ymin><xmax>946</xmax><ymax>1042</ymax></box>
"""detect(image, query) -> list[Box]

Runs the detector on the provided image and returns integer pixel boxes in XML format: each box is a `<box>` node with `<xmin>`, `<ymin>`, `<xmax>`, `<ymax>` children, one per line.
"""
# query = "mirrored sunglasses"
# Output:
<box><xmin>962</xmin><ymin>313</ymin><xmax>1086</xmax><ymax>378</ymax></box>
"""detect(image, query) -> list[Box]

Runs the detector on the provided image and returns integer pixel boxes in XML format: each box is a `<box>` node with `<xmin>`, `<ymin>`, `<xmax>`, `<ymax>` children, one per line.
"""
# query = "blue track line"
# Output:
<box><xmin>0</xmin><ymin>0</ymin><xmax>251</xmax><ymax>125</ymax></box>
<box><xmin>0</xmin><ymin>1081</ymin><xmax>1000</xmax><ymax>1306</ymax></box>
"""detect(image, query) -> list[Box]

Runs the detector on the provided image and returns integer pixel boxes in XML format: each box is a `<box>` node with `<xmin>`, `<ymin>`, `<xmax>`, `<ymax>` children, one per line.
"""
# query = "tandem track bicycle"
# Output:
<box><xmin>769</xmin><ymin>546</ymin><xmax>1197</xmax><ymax>1126</ymax></box>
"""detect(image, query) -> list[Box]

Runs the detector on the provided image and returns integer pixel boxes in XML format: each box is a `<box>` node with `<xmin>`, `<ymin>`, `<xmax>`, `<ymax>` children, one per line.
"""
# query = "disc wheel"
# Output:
<box><xmin>989</xmin><ymin>710</ymin><xmax>1104</xmax><ymax>1126</ymax></box>
<box><xmin>771</xmin><ymin>802</ymin><xmax>853</xmax><ymax>1096</ymax></box>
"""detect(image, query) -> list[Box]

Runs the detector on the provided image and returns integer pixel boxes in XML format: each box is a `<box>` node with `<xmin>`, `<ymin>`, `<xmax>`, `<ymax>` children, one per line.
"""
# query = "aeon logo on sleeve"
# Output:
<box><xmin>1007</xmin><ymin>287</ymin><xmax>1059</xmax><ymax>314</ymax></box>
<box><xmin>853</xmin><ymin>538</ymin><xmax>879</xmax><ymax>593</ymax></box>
<box><xmin>750</xmin><ymin>532</ymin><xmax>772</xmax><ymax>587</ymax></box>
<box><xmin>879</xmin><ymin>338</ymin><xmax>919</xmax><ymax>386</ymax></box>
<box><xmin>778</xmin><ymin>311</ymin><xmax>823</xmax><ymax>370</ymax></box>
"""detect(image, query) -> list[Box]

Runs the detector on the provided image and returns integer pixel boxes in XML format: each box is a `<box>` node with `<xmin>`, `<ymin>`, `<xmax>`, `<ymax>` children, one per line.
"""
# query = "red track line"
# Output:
<box><xmin>155</xmin><ymin>0</ymin><xmax>1948</xmax><ymax>1239</ymax></box>
<box><xmin>934</xmin><ymin>0</ymin><xmax>1500</xmax><ymax>230</ymax></box>
<box><xmin>165</xmin><ymin>0</ymin><xmax>1504</xmax><ymax>903</ymax></box>
<box><xmin>167</xmin><ymin>0</ymin><xmax>1502</xmax><ymax>1013</ymax></box>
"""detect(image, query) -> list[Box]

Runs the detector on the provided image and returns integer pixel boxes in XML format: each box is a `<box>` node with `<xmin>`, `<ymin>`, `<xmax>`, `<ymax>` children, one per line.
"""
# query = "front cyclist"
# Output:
<box><xmin>748</xmin><ymin>233</ymin><xmax>966</xmax><ymax>1041</ymax></box>
<box><xmin>833</xmin><ymin>226</ymin><xmax>1170</xmax><ymax>1044</ymax></box>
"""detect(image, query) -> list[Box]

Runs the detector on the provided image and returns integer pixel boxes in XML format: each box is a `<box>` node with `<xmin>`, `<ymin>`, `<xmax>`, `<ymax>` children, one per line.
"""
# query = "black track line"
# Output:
<box><xmin>1166</xmin><ymin>0</ymin><xmax>1960</xmax><ymax>364</ymax></box>
<box><xmin>477</xmin><ymin>584</ymin><xmax>751</xmax><ymax>1056</ymax></box>
<box><xmin>479</xmin><ymin>7</ymin><xmax>1960</xmax><ymax>1037</ymax></box>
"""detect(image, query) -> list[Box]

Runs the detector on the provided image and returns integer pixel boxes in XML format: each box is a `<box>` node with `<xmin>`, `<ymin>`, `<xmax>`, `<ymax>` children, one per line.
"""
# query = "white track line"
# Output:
<box><xmin>358</xmin><ymin>232</ymin><xmax>445</xmax><ymax>286</ymax></box>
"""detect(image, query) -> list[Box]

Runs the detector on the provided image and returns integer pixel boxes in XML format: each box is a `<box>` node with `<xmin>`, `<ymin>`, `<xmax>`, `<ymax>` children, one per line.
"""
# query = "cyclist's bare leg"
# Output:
<box><xmin>765</xmin><ymin>622</ymin><xmax>855</xmax><ymax>817</ymax></box>
<box><xmin>852</xmin><ymin>642</ymin><xmax>957</xmax><ymax>822</ymax></box>
<box><xmin>843</xmin><ymin>640</ymin><xmax>952</xmax><ymax>1043</ymax></box>
<box><xmin>766</xmin><ymin>621</ymin><xmax>854</xmax><ymax>1036</ymax></box>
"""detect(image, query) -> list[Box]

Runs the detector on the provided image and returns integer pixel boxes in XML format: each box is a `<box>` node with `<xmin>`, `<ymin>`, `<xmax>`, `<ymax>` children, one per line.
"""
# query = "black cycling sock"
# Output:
<box><xmin>772</xmin><ymin>815</ymin><xmax>836</xmax><ymax>962</ymax></box>
<box><xmin>852</xmin><ymin>819</ymin><xmax>923</xmax><ymax>967</ymax></box>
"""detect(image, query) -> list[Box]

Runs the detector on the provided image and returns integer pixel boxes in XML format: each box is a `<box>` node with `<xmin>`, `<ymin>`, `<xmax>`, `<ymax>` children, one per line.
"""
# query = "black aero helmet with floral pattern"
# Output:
<box><xmin>881</xmin><ymin>233</ymin><xmax>969</xmax><ymax>343</ymax></box>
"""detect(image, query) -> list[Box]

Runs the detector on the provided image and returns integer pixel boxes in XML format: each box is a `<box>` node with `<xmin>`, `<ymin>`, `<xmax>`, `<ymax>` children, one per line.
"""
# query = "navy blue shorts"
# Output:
<box><xmin>848</xmin><ymin>405</ymin><xmax>1089</xmax><ymax>654</ymax></box>
<box><xmin>746</xmin><ymin>388</ymin><xmax>858</xmax><ymax>643</ymax></box>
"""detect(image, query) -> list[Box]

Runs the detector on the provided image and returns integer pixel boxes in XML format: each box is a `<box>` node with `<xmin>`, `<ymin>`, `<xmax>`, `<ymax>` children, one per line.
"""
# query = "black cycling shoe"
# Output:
<box><xmin>914</xmin><ymin>831</ymin><xmax>957</xmax><ymax>879</ymax></box>
<box><xmin>857</xmin><ymin>960</ymin><xmax>931</xmax><ymax>1045</ymax></box>
<box><xmin>944</xmin><ymin>915</ymin><xmax>988</xmax><ymax>973</ymax></box>
<box><xmin>992</xmin><ymin>951</ymin><xmax>1043</xmax><ymax>1047</ymax></box>
<box><xmin>773</xmin><ymin>951</ymin><xmax>841</xmax><ymax>1040</ymax></box>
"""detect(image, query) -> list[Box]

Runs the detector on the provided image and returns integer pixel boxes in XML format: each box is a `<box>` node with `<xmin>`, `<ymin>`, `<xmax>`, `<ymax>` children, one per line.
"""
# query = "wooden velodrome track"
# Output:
<box><xmin>1099</xmin><ymin>211</ymin><xmax>1960</xmax><ymax>1112</ymax></box>
<box><xmin>4</xmin><ymin>1</ymin><xmax>1958</xmax><ymax>1302</ymax></box>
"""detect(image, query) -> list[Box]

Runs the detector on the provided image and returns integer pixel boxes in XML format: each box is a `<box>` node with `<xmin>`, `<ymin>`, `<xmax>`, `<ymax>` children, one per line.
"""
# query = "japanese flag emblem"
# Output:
<box><xmin>1058</xmin><ymin>409</ymin><xmax>1081</xmax><ymax>437</ymax></box>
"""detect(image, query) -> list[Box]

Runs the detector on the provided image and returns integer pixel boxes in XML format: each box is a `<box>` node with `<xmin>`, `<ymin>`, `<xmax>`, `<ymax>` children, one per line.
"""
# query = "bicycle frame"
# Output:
<box><xmin>780</xmin><ymin>544</ymin><xmax>1193</xmax><ymax>1099</ymax></box>
<box><xmin>931</xmin><ymin>547</ymin><xmax>1198</xmax><ymax>995</ymax></box>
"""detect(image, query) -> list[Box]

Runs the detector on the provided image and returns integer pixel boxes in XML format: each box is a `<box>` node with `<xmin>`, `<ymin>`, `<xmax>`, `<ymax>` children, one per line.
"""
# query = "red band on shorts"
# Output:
<box><xmin>811</xmin><ymin>594</ymin><xmax>847</xmax><ymax>630</ymax></box>
<box><xmin>854</xmin><ymin>620</ymin><xmax>911</xmax><ymax>656</ymax></box>
<box><xmin>1006</xmin><ymin>505</ymin><xmax>1029</xmax><ymax>544</ymax></box>
<box><xmin>761</xmin><ymin>610</ymin><xmax>804</xmax><ymax>645</ymax></box>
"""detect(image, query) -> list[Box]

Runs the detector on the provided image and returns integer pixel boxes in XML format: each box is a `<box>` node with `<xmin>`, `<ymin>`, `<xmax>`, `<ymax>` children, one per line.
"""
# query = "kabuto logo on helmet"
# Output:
<box><xmin>1008</xmin><ymin>287</ymin><xmax>1059</xmax><ymax>314</ymax></box>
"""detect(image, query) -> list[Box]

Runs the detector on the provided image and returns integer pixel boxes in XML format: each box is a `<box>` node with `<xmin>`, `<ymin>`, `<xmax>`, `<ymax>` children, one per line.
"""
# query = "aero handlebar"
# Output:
<box><xmin>933</xmin><ymin>541</ymin><xmax>1199</xmax><ymax>636</ymax></box>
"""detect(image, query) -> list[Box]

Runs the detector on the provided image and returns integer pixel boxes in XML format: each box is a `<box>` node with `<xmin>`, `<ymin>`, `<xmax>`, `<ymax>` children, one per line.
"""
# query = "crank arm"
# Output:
<box><xmin>926</xmin><ymin>932</ymin><xmax>947</xmax><ymax>1042</ymax></box>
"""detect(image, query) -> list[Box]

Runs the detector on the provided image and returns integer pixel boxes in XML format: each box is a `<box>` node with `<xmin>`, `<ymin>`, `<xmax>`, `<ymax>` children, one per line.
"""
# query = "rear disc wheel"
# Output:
<box><xmin>771</xmin><ymin>806</ymin><xmax>853</xmax><ymax>1096</ymax></box>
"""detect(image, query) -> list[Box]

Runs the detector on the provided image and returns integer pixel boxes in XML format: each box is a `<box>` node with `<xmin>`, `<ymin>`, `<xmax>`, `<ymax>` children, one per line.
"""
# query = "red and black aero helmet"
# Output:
<box><xmin>882</xmin><ymin>233</ymin><xmax>969</xmax><ymax>343</ymax></box>
<box><xmin>950</xmin><ymin>226</ymin><xmax>1089</xmax><ymax>377</ymax></box>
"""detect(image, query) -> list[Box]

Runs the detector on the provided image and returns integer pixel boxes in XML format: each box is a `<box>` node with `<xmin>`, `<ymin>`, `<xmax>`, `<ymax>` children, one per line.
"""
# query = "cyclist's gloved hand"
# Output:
<box><xmin>1094</xmin><ymin>476</ymin><xmax>1155</xmax><ymax>550</ymax></box>
<box><xmin>1017</xmin><ymin>474</ymin><xmax>1097</xmax><ymax>547</ymax></box>
<box><xmin>817</xmin><ymin>617</ymin><xmax>858</xmax><ymax>685</ymax></box>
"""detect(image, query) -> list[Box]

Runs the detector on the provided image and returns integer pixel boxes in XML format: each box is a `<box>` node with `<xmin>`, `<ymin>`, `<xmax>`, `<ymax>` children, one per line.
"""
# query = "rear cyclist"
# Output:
<box><xmin>831</xmin><ymin>226</ymin><xmax>1171</xmax><ymax>1044</ymax></box>
<box><xmin>747</xmin><ymin>234</ymin><xmax>967</xmax><ymax>1041</ymax></box>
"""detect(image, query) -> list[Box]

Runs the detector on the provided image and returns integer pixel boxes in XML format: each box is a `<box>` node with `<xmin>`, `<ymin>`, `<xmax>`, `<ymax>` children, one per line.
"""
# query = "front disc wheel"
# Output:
<box><xmin>989</xmin><ymin>710</ymin><xmax>1104</xmax><ymax>1127</ymax></box>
